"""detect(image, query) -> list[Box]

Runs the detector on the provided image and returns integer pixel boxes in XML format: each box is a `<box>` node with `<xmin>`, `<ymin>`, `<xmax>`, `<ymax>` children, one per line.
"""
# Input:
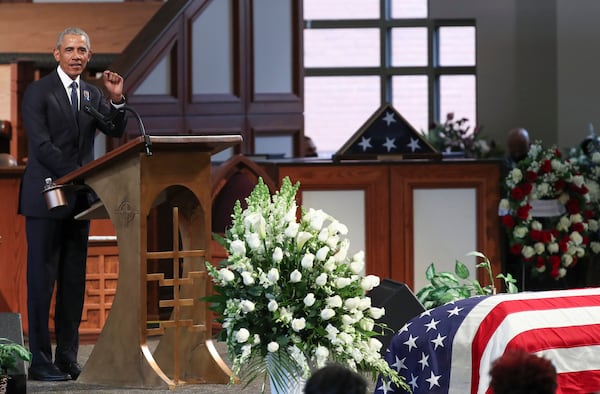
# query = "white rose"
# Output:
<box><xmin>573</xmin><ymin>175</ymin><xmax>585</xmax><ymax>188</ymax></box>
<box><xmin>315</xmin><ymin>273</ymin><xmax>328</xmax><ymax>286</ymax></box>
<box><xmin>349</xmin><ymin>261</ymin><xmax>364</xmax><ymax>274</ymax></box>
<box><xmin>369</xmin><ymin>338</ymin><xmax>383</xmax><ymax>353</ymax></box>
<box><xmin>537</xmin><ymin>183</ymin><xmax>549</xmax><ymax>196</ymax></box>
<box><xmin>272</xmin><ymin>247</ymin><xmax>284</xmax><ymax>263</ymax></box>
<box><xmin>521</xmin><ymin>246</ymin><xmax>535</xmax><ymax>259</ymax></box>
<box><xmin>592</xmin><ymin>241</ymin><xmax>600</xmax><ymax>254</ymax></box>
<box><xmin>570</xmin><ymin>213</ymin><xmax>583</xmax><ymax>223</ymax></box>
<box><xmin>570</xmin><ymin>231</ymin><xmax>583</xmax><ymax>245</ymax></box>
<box><xmin>241</xmin><ymin>271</ymin><xmax>255</xmax><ymax>285</ymax></box>
<box><xmin>558</xmin><ymin>267</ymin><xmax>567</xmax><ymax>278</ymax></box>
<box><xmin>510</xmin><ymin>168</ymin><xmax>523</xmax><ymax>183</ymax></box>
<box><xmin>361</xmin><ymin>275</ymin><xmax>380</xmax><ymax>291</ymax></box>
<box><xmin>513</xmin><ymin>226</ymin><xmax>528</xmax><ymax>239</ymax></box>
<box><xmin>344</xmin><ymin>297</ymin><xmax>360</xmax><ymax>310</ymax></box>
<box><xmin>267</xmin><ymin>341</ymin><xmax>280</xmax><ymax>353</ymax></box>
<box><xmin>240</xmin><ymin>300</ymin><xmax>255</xmax><ymax>313</ymax></box>
<box><xmin>589</xmin><ymin>219</ymin><xmax>599</xmax><ymax>232</ymax></box>
<box><xmin>283</xmin><ymin>223</ymin><xmax>300</xmax><ymax>238</ymax></box>
<box><xmin>369</xmin><ymin>306</ymin><xmax>385</xmax><ymax>319</ymax></box>
<box><xmin>562</xmin><ymin>253</ymin><xmax>573</xmax><ymax>267</ymax></box>
<box><xmin>499</xmin><ymin>198</ymin><xmax>510</xmax><ymax>210</ymax></box>
<box><xmin>320</xmin><ymin>308</ymin><xmax>335</xmax><ymax>320</ymax></box>
<box><xmin>289</xmin><ymin>269</ymin><xmax>302</xmax><ymax>283</ymax></box>
<box><xmin>326</xmin><ymin>295</ymin><xmax>343</xmax><ymax>308</ymax></box>
<box><xmin>359</xmin><ymin>318</ymin><xmax>375</xmax><ymax>332</ymax></box>
<box><xmin>335</xmin><ymin>277</ymin><xmax>352</xmax><ymax>289</ymax></box>
<box><xmin>547</xmin><ymin>242</ymin><xmax>559</xmax><ymax>254</ymax></box>
<box><xmin>219</xmin><ymin>268</ymin><xmax>235</xmax><ymax>283</ymax></box>
<box><xmin>358</xmin><ymin>297</ymin><xmax>371</xmax><ymax>310</ymax></box>
<box><xmin>314</xmin><ymin>346</ymin><xmax>329</xmax><ymax>361</ymax></box>
<box><xmin>316</xmin><ymin>246</ymin><xmax>330</xmax><ymax>261</ymax></box>
<box><xmin>328</xmin><ymin>220</ymin><xmax>348</xmax><ymax>235</ymax></box>
<box><xmin>304</xmin><ymin>293</ymin><xmax>316</xmax><ymax>307</ymax></box>
<box><xmin>245</xmin><ymin>232</ymin><xmax>261</xmax><ymax>250</ymax></box>
<box><xmin>230</xmin><ymin>239</ymin><xmax>246</xmax><ymax>256</ymax></box>
<box><xmin>531</xmin><ymin>220</ymin><xmax>543</xmax><ymax>231</ymax></box>
<box><xmin>291</xmin><ymin>318</ymin><xmax>306</xmax><ymax>332</ymax></box>
<box><xmin>268</xmin><ymin>299</ymin><xmax>278</xmax><ymax>312</ymax></box>
<box><xmin>342</xmin><ymin>314</ymin><xmax>355</xmax><ymax>325</ymax></box>
<box><xmin>267</xmin><ymin>268</ymin><xmax>280</xmax><ymax>282</ymax></box>
<box><xmin>534</xmin><ymin>242</ymin><xmax>545</xmax><ymax>255</ymax></box>
<box><xmin>353</xmin><ymin>250</ymin><xmax>365</xmax><ymax>262</ymax></box>
<box><xmin>301</xmin><ymin>253</ymin><xmax>315</xmax><ymax>269</ymax></box>
<box><xmin>235</xmin><ymin>328</ymin><xmax>250</xmax><ymax>343</ymax></box>
<box><xmin>318</xmin><ymin>228</ymin><xmax>329</xmax><ymax>242</ymax></box>
<box><xmin>308</xmin><ymin>209</ymin><xmax>328</xmax><ymax>230</ymax></box>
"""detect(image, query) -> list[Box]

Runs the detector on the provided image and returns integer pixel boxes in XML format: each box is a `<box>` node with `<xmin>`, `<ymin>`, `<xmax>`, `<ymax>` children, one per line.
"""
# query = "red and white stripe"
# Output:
<box><xmin>447</xmin><ymin>287</ymin><xmax>600</xmax><ymax>394</ymax></box>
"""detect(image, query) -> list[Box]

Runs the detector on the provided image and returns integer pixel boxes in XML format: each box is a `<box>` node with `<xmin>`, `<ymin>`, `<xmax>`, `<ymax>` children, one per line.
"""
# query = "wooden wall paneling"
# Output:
<box><xmin>389</xmin><ymin>161</ymin><xmax>502</xmax><ymax>290</ymax></box>
<box><xmin>0</xmin><ymin>169</ymin><xmax>27</xmax><ymax>321</ymax></box>
<box><xmin>274</xmin><ymin>163</ymin><xmax>392</xmax><ymax>280</ymax></box>
<box><xmin>10</xmin><ymin>60</ymin><xmax>34</xmax><ymax>164</ymax></box>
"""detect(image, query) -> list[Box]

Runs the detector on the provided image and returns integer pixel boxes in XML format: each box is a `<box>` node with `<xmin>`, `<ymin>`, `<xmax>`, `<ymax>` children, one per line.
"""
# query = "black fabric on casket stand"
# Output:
<box><xmin>368</xmin><ymin>279</ymin><xmax>426</xmax><ymax>353</ymax></box>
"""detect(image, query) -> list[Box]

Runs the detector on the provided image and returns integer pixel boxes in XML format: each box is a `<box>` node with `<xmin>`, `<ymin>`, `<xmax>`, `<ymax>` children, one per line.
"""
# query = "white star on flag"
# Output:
<box><xmin>426</xmin><ymin>371</ymin><xmax>442</xmax><ymax>389</ymax></box>
<box><xmin>382</xmin><ymin>112</ymin><xmax>396</xmax><ymax>126</ymax></box>
<box><xmin>407</xmin><ymin>138</ymin><xmax>421</xmax><ymax>152</ymax></box>
<box><xmin>358</xmin><ymin>136</ymin><xmax>372</xmax><ymax>151</ymax></box>
<box><xmin>383</xmin><ymin>137</ymin><xmax>397</xmax><ymax>152</ymax></box>
<box><xmin>404</xmin><ymin>334</ymin><xmax>418</xmax><ymax>352</ymax></box>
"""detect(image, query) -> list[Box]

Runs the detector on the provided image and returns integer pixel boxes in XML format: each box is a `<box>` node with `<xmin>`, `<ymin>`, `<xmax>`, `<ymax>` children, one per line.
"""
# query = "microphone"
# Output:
<box><xmin>83</xmin><ymin>104</ymin><xmax>115</xmax><ymax>131</ymax></box>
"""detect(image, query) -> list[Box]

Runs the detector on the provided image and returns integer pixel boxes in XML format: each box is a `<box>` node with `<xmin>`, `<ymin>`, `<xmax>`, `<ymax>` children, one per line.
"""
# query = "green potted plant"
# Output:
<box><xmin>0</xmin><ymin>338</ymin><xmax>31</xmax><ymax>394</ymax></box>
<box><xmin>416</xmin><ymin>251</ymin><xmax>518</xmax><ymax>309</ymax></box>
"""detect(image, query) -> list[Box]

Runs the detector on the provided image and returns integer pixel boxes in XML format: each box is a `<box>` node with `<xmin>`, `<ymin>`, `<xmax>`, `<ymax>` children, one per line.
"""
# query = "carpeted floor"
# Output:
<box><xmin>25</xmin><ymin>339</ymin><xmax>378</xmax><ymax>393</ymax></box>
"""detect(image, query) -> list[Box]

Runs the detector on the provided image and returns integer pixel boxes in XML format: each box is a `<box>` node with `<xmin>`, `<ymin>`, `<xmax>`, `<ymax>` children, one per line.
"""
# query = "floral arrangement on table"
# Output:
<box><xmin>426</xmin><ymin>112</ymin><xmax>495</xmax><ymax>158</ymax></box>
<box><xmin>499</xmin><ymin>141</ymin><xmax>595</xmax><ymax>281</ymax></box>
<box><xmin>205</xmin><ymin>177</ymin><xmax>408</xmax><ymax>393</ymax></box>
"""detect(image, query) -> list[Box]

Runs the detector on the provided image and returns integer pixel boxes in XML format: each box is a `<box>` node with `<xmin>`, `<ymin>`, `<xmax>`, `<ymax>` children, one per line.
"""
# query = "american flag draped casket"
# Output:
<box><xmin>374</xmin><ymin>287</ymin><xmax>600</xmax><ymax>394</ymax></box>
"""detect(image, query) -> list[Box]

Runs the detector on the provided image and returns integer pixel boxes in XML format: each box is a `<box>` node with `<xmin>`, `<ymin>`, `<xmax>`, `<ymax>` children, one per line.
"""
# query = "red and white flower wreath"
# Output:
<box><xmin>499</xmin><ymin>142</ymin><xmax>592</xmax><ymax>280</ymax></box>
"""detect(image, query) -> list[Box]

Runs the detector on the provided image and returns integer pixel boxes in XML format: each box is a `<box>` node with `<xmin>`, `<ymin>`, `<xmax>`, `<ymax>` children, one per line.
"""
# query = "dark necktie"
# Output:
<box><xmin>70</xmin><ymin>81</ymin><xmax>78</xmax><ymax>116</ymax></box>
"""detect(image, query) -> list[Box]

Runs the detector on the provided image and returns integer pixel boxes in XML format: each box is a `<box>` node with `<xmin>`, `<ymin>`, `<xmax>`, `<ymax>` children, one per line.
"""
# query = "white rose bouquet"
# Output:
<box><xmin>205</xmin><ymin>177</ymin><xmax>408</xmax><ymax>392</ymax></box>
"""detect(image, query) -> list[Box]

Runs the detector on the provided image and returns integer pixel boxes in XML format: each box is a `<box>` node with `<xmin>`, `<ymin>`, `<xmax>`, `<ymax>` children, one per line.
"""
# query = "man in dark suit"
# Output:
<box><xmin>18</xmin><ymin>27</ymin><xmax>128</xmax><ymax>381</ymax></box>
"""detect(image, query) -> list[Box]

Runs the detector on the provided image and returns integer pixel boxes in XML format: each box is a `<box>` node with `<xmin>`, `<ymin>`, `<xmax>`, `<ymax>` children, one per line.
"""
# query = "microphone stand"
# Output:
<box><xmin>84</xmin><ymin>104</ymin><xmax>152</xmax><ymax>156</ymax></box>
<box><xmin>119</xmin><ymin>105</ymin><xmax>152</xmax><ymax>156</ymax></box>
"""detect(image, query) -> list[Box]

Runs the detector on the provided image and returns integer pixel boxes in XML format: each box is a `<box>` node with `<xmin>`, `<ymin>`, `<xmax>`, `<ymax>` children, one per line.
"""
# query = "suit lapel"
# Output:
<box><xmin>51</xmin><ymin>72</ymin><xmax>79</xmax><ymax>130</ymax></box>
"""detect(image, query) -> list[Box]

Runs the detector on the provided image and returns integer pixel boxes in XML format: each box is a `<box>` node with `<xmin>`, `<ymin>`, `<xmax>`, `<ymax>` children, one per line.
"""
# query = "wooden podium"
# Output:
<box><xmin>54</xmin><ymin>135</ymin><xmax>241</xmax><ymax>389</ymax></box>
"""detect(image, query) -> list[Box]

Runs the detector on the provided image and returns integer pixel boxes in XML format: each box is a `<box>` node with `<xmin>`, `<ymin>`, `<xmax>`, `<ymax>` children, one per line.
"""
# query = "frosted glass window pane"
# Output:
<box><xmin>304</xmin><ymin>29</ymin><xmax>380</xmax><ymax>68</ymax></box>
<box><xmin>391</xmin><ymin>28</ymin><xmax>428</xmax><ymax>67</ymax></box>
<box><xmin>133</xmin><ymin>55</ymin><xmax>170</xmax><ymax>95</ymax></box>
<box><xmin>304</xmin><ymin>0</ymin><xmax>379</xmax><ymax>20</ymax></box>
<box><xmin>391</xmin><ymin>0</ymin><xmax>427</xmax><ymax>18</ymax></box>
<box><xmin>254</xmin><ymin>0</ymin><xmax>293</xmax><ymax>94</ymax></box>
<box><xmin>413</xmin><ymin>188</ymin><xmax>476</xmax><ymax>292</ymax></box>
<box><xmin>255</xmin><ymin>135</ymin><xmax>294</xmax><ymax>158</ymax></box>
<box><xmin>392</xmin><ymin>75</ymin><xmax>428</xmax><ymax>134</ymax></box>
<box><xmin>439</xmin><ymin>75</ymin><xmax>477</xmax><ymax>127</ymax></box>
<box><xmin>304</xmin><ymin>76</ymin><xmax>380</xmax><ymax>158</ymax></box>
<box><xmin>439</xmin><ymin>26</ymin><xmax>476</xmax><ymax>66</ymax></box>
<box><xmin>192</xmin><ymin>0</ymin><xmax>233</xmax><ymax>95</ymax></box>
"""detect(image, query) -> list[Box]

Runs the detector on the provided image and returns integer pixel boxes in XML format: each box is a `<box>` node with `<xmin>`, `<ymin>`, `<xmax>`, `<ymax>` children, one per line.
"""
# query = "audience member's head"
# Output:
<box><xmin>304</xmin><ymin>135</ymin><xmax>318</xmax><ymax>157</ymax></box>
<box><xmin>304</xmin><ymin>364</ymin><xmax>367</xmax><ymax>394</ymax></box>
<box><xmin>489</xmin><ymin>349</ymin><xmax>557</xmax><ymax>394</ymax></box>
<box><xmin>506</xmin><ymin>127</ymin><xmax>530</xmax><ymax>163</ymax></box>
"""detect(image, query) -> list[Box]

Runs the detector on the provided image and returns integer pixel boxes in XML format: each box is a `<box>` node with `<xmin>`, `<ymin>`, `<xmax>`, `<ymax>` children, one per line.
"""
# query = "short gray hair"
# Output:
<box><xmin>56</xmin><ymin>27</ymin><xmax>91</xmax><ymax>50</ymax></box>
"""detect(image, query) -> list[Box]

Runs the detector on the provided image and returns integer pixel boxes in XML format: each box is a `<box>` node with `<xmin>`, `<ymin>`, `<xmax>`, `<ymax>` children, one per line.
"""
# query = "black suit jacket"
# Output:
<box><xmin>18</xmin><ymin>70</ymin><xmax>127</xmax><ymax>219</ymax></box>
